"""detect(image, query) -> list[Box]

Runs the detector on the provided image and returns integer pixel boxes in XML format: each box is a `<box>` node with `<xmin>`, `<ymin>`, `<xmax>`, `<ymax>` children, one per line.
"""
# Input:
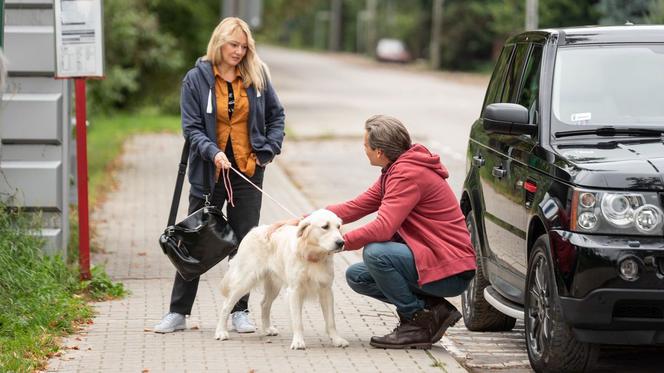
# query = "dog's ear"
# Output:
<box><xmin>296</xmin><ymin>220</ymin><xmax>310</xmax><ymax>238</ymax></box>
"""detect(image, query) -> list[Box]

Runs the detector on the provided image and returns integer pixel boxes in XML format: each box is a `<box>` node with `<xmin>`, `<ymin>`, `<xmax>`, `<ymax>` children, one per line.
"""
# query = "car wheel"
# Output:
<box><xmin>525</xmin><ymin>235</ymin><xmax>598</xmax><ymax>373</ymax></box>
<box><xmin>461</xmin><ymin>211</ymin><xmax>517</xmax><ymax>331</ymax></box>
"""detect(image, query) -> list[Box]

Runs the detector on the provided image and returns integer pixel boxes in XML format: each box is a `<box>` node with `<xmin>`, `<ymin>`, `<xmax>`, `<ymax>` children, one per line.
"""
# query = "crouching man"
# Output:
<box><xmin>330</xmin><ymin>115</ymin><xmax>476</xmax><ymax>349</ymax></box>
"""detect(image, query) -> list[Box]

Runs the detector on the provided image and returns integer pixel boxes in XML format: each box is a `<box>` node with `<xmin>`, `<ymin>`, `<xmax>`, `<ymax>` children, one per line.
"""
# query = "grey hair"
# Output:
<box><xmin>364</xmin><ymin>115</ymin><xmax>412</xmax><ymax>162</ymax></box>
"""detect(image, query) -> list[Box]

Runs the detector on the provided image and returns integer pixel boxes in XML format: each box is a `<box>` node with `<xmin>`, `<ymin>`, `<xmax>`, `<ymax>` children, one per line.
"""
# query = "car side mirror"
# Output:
<box><xmin>483</xmin><ymin>103</ymin><xmax>537</xmax><ymax>136</ymax></box>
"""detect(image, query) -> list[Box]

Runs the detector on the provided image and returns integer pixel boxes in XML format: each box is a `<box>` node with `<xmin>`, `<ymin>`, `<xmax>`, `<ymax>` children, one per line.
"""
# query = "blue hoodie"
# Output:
<box><xmin>181</xmin><ymin>58</ymin><xmax>285</xmax><ymax>198</ymax></box>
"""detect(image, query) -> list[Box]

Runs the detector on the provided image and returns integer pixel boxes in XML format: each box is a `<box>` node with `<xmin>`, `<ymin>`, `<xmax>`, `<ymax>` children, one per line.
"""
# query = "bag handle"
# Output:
<box><xmin>167</xmin><ymin>140</ymin><xmax>212</xmax><ymax>226</ymax></box>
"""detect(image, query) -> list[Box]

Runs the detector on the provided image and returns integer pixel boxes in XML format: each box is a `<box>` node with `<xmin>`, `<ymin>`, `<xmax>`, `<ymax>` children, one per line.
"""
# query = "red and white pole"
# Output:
<box><xmin>74</xmin><ymin>78</ymin><xmax>91</xmax><ymax>280</ymax></box>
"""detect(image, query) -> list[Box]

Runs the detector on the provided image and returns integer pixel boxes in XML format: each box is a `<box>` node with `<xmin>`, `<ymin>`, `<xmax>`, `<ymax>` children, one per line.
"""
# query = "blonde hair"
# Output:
<box><xmin>205</xmin><ymin>17</ymin><xmax>267</xmax><ymax>92</ymax></box>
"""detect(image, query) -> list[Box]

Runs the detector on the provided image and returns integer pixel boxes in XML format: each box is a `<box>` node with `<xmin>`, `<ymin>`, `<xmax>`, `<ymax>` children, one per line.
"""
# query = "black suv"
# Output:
<box><xmin>460</xmin><ymin>26</ymin><xmax>664</xmax><ymax>372</ymax></box>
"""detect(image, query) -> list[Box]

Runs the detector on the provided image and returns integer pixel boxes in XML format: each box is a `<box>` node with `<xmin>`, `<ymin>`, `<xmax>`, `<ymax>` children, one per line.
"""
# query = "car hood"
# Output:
<box><xmin>553</xmin><ymin>139</ymin><xmax>664</xmax><ymax>190</ymax></box>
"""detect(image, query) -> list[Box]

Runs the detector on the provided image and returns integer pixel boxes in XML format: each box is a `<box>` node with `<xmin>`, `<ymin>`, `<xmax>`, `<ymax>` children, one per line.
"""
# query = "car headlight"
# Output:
<box><xmin>571</xmin><ymin>189</ymin><xmax>663</xmax><ymax>235</ymax></box>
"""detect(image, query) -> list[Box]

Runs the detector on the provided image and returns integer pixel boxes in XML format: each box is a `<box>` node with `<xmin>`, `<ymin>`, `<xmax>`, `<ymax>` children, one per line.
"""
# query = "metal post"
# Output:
<box><xmin>366</xmin><ymin>0</ymin><xmax>377</xmax><ymax>57</ymax></box>
<box><xmin>75</xmin><ymin>78</ymin><xmax>91</xmax><ymax>280</ymax></box>
<box><xmin>314</xmin><ymin>11</ymin><xmax>330</xmax><ymax>50</ymax></box>
<box><xmin>329</xmin><ymin>0</ymin><xmax>342</xmax><ymax>51</ymax></box>
<box><xmin>223</xmin><ymin>0</ymin><xmax>239</xmax><ymax>18</ymax></box>
<box><xmin>525</xmin><ymin>0</ymin><xmax>538</xmax><ymax>30</ymax></box>
<box><xmin>1</xmin><ymin>0</ymin><xmax>4</xmax><ymax>47</ymax></box>
<box><xmin>430</xmin><ymin>0</ymin><xmax>444</xmax><ymax>69</ymax></box>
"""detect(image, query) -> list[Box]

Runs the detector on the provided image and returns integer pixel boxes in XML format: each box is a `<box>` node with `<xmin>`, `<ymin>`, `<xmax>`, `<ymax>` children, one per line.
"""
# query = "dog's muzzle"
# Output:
<box><xmin>330</xmin><ymin>239</ymin><xmax>345</xmax><ymax>254</ymax></box>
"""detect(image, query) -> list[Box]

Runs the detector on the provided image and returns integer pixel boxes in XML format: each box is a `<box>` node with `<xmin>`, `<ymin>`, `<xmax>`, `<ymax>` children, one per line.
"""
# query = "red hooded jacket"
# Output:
<box><xmin>327</xmin><ymin>144</ymin><xmax>476</xmax><ymax>286</ymax></box>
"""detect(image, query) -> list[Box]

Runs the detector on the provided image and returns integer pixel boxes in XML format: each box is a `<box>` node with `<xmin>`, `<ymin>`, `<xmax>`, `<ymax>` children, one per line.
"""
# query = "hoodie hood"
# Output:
<box><xmin>195</xmin><ymin>58</ymin><xmax>215</xmax><ymax>86</ymax></box>
<box><xmin>391</xmin><ymin>144</ymin><xmax>449</xmax><ymax>179</ymax></box>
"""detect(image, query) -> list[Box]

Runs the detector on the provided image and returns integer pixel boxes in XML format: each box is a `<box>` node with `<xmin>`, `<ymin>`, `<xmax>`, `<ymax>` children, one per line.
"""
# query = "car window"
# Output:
<box><xmin>483</xmin><ymin>45</ymin><xmax>514</xmax><ymax>110</ymax></box>
<box><xmin>501</xmin><ymin>44</ymin><xmax>529</xmax><ymax>103</ymax></box>
<box><xmin>552</xmin><ymin>44</ymin><xmax>664</xmax><ymax>129</ymax></box>
<box><xmin>517</xmin><ymin>45</ymin><xmax>543</xmax><ymax>124</ymax></box>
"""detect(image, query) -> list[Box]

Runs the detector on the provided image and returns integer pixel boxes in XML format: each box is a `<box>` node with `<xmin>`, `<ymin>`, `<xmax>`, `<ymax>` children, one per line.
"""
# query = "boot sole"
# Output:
<box><xmin>369</xmin><ymin>341</ymin><xmax>433</xmax><ymax>350</ymax></box>
<box><xmin>431</xmin><ymin>310</ymin><xmax>462</xmax><ymax>343</ymax></box>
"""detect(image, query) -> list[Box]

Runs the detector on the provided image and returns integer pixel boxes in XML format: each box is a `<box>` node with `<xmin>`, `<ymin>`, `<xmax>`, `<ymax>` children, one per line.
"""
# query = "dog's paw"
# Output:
<box><xmin>263</xmin><ymin>326</ymin><xmax>279</xmax><ymax>336</ymax></box>
<box><xmin>214</xmin><ymin>329</ymin><xmax>230</xmax><ymax>341</ymax></box>
<box><xmin>290</xmin><ymin>337</ymin><xmax>306</xmax><ymax>350</ymax></box>
<box><xmin>332</xmin><ymin>336</ymin><xmax>349</xmax><ymax>348</ymax></box>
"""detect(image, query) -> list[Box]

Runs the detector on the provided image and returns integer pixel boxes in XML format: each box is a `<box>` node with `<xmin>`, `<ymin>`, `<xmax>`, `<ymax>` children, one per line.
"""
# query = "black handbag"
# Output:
<box><xmin>158</xmin><ymin>140</ymin><xmax>238</xmax><ymax>281</ymax></box>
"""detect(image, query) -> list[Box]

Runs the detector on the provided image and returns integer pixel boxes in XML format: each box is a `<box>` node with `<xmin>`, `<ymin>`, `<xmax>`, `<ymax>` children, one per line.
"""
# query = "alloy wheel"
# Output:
<box><xmin>527</xmin><ymin>253</ymin><xmax>553</xmax><ymax>360</ymax></box>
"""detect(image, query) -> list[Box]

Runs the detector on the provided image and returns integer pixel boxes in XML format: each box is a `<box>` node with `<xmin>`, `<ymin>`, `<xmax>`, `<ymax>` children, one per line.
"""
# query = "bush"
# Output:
<box><xmin>0</xmin><ymin>206</ymin><xmax>125</xmax><ymax>371</ymax></box>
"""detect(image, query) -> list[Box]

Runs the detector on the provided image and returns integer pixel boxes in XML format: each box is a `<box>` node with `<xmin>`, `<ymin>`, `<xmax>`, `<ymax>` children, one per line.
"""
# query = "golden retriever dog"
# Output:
<box><xmin>214</xmin><ymin>209</ymin><xmax>349</xmax><ymax>350</ymax></box>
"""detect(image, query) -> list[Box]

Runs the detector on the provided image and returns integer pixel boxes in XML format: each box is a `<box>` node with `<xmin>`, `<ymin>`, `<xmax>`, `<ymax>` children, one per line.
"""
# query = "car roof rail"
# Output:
<box><xmin>558</xmin><ymin>30</ymin><xmax>567</xmax><ymax>46</ymax></box>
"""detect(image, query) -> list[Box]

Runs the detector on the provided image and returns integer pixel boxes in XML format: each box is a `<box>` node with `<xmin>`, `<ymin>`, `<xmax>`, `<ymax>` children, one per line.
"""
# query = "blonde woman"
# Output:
<box><xmin>155</xmin><ymin>17</ymin><xmax>285</xmax><ymax>333</ymax></box>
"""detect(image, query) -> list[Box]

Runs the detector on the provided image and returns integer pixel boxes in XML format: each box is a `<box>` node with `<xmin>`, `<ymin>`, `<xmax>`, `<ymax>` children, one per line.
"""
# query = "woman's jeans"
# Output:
<box><xmin>346</xmin><ymin>241</ymin><xmax>473</xmax><ymax>319</ymax></box>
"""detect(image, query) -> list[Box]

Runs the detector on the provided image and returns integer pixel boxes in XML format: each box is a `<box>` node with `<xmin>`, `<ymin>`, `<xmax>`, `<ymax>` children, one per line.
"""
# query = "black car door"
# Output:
<box><xmin>475</xmin><ymin>43</ymin><xmax>542</xmax><ymax>303</ymax></box>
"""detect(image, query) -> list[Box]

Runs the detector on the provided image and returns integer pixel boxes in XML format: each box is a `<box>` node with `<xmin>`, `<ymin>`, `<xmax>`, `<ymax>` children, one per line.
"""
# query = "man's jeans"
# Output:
<box><xmin>346</xmin><ymin>241</ymin><xmax>473</xmax><ymax>319</ymax></box>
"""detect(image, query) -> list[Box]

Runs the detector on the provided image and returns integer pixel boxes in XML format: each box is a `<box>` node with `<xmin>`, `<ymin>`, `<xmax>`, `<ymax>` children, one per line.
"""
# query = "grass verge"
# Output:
<box><xmin>0</xmin><ymin>207</ymin><xmax>125</xmax><ymax>372</ymax></box>
<box><xmin>87</xmin><ymin>109</ymin><xmax>181</xmax><ymax>207</ymax></box>
<box><xmin>0</xmin><ymin>110</ymin><xmax>175</xmax><ymax>371</ymax></box>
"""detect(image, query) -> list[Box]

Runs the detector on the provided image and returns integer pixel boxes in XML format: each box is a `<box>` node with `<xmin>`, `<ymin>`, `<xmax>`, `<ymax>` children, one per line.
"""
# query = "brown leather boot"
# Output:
<box><xmin>369</xmin><ymin>310</ymin><xmax>434</xmax><ymax>349</ymax></box>
<box><xmin>424</xmin><ymin>296</ymin><xmax>462</xmax><ymax>343</ymax></box>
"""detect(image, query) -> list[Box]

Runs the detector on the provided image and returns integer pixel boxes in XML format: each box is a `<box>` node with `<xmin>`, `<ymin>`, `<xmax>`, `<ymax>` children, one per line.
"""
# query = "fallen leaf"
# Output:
<box><xmin>137</xmin><ymin>252</ymin><xmax>147</xmax><ymax>256</ymax></box>
<box><xmin>190</xmin><ymin>325</ymin><xmax>200</xmax><ymax>330</ymax></box>
<box><xmin>144</xmin><ymin>328</ymin><xmax>153</xmax><ymax>332</ymax></box>
<box><xmin>142</xmin><ymin>369</ymin><xmax>150</xmax><ymax>373</ymax></box>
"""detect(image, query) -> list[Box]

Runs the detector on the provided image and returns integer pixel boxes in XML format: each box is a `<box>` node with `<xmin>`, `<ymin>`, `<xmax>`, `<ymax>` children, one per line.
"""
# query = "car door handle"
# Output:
<box><xmin>492</xmin><ymin>166</ymin><xmax>507</xmax><ymax>178</ymax></box>
<box><xmin>472</xmin><ymin>155</ymin><xmax>485</xmax><ymax>167</ymax></box>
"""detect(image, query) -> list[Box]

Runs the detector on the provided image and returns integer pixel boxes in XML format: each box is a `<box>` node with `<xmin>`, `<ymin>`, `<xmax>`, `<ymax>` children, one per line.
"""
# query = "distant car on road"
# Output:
<box><xmin>375</xmin><ymin>38</ymin><xmax>412</xmax><ymax>63</ymax></box>
<box><xmin>460</xmin><ymin>25</ymin><xmax>664</xmax><ymax>373</ymax></box>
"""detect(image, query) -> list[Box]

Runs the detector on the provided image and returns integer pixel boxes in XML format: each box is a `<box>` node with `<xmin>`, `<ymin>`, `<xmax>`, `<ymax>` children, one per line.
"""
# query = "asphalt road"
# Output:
<box><xmin>261</xmin><ymin>45</ymin><xmax>486</xmax><ymax>196</ymax></box>
<box><xmin>260</xmin><ymin>45</ymin><xmax>663</xmax><ymax>372</ymax></box>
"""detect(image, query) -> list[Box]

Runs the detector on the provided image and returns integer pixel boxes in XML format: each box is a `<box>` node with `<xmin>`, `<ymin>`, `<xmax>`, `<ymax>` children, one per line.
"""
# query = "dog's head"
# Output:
<box><xmin>296</xmin><ymin>209</ymin><xmax>344</xmax><ymax>255</ymax></box>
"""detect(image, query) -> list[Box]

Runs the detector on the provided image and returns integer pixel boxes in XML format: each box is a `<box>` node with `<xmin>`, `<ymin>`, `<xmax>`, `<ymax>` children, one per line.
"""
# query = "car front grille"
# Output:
<box><xmin>613</xmin><ymin>300</ymin><xmax>664</xmax><ymax>320</ymax></box>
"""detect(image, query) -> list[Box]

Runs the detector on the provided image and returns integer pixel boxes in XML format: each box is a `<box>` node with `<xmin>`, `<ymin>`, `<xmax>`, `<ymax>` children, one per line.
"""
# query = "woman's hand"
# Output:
<box><xmin>214</xmin><ymin>151</ymin><xmax>231</xmax><ymax>170</ymax></box>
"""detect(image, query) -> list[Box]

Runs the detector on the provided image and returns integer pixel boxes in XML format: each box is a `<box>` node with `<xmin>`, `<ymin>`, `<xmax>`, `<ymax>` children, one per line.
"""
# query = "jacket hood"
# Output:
<box><xmin>392</xmin><ymin>144</ymin><xmax>449</xmax><ymax>179</ymax></box>
<box><xmin>195</xmin><ymin>58</ymin><xmax>215</xmax><ymax>86</ymax></box>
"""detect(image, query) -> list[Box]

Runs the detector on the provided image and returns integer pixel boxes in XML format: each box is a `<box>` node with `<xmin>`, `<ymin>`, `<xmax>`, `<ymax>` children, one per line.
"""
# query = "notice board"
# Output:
<box><xmin>54</xmin><ymin>0</ymin><xmax>104</xmax><ymax>78</ymax></box>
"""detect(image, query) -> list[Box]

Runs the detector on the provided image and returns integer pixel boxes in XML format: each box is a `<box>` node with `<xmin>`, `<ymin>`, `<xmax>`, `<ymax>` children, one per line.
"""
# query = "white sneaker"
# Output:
<box><xmin>154</xmin><ymin>312</ymin><xmax>186</xmax><ymax>333</ymax></box>
<box><xmin>231</xmin><ymin>310</ymin><xmax>256</xmax><ymax>333</ymax></box>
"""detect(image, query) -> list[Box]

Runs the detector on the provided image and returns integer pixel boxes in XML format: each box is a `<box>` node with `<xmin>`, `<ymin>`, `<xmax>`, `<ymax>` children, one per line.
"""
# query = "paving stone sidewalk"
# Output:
<box><xmin>45</xmin><ymin>133</ymin><xmax>467</xmax><ymax>373</ymax></box>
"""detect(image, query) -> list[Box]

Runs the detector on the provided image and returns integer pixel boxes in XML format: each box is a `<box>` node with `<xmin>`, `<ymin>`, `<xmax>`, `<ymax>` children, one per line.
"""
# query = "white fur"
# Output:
<box><xmin>214</xmin><ymin>209</ymin><xmax>349</xmax><ymax>350</ymax></box>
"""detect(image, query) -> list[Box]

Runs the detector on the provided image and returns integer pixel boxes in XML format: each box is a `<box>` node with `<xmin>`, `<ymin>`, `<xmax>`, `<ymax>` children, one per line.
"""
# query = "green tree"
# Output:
<box><xmin>597</xmin><ymin>0</ymin><xmax>651</xmax><ymax>25</ymax></box>
<box><xmin>147</xmin><ymin>0</ymin><xmax>220</xmax><ymax>69</ymax></box>
<box><xmin>540</xmin><ymin>0</ymin><xmax>601</xmax><ymax>28</ymax></box>
<box><xmin>91</xmin><ymin>0</ymin><xmax>184</xmax><ymax>113</ymax></box>
<box><xmin>439</xmin><ymin>0</ymin><xmax>496</xmax><ymax>69</ymax></box>
<box><xmin>259</xmin><ymin>0</ymin><xmax>328</xmax><ymax>48</ymax></box>
<box><xmin>647</xmin><ymin>0</ymin><xmax>664</xmax><ymax>23</ymax></box>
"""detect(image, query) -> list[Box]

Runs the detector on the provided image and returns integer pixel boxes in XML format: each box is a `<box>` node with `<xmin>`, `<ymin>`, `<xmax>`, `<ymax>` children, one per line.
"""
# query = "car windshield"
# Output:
<box><xmin>552</xmin><ymin>44</ymin><xmax>664</xmax><ymax>133</ymax></box>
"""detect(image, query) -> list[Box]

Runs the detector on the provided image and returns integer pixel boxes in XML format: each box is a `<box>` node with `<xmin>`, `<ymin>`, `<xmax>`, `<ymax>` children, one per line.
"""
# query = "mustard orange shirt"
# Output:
<box><xmin>213</xmin><ymin>65</ymin><xmax>257</xmax><ymax>177</ymax></box>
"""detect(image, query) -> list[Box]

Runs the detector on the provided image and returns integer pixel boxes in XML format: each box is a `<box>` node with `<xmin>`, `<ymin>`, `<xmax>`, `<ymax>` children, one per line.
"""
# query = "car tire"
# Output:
<box><xmin>461</xmin><ymin>211</ymin><xmax>517</xmax><ymax>331</ymax></box>
<box><xmin>525</xmin><ymin>235</ymin><xmax>598</xmax><ymax>373</ymax></box>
